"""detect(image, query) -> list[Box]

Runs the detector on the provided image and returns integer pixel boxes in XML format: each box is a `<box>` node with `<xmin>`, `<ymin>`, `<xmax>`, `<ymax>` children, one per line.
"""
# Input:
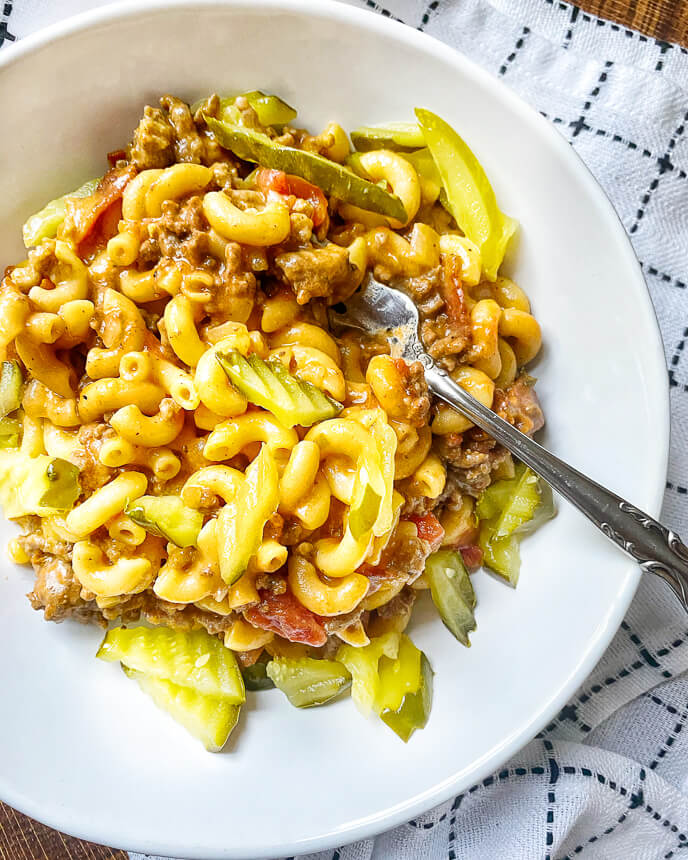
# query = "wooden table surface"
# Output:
<box><xmin>2</xmin><ymin>0</ymin><xmax>687</xmax><ymax>858</ymax></box>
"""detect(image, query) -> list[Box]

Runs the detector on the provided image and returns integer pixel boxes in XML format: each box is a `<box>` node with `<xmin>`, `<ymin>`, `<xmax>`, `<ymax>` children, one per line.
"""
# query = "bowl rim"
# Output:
<box><xmin>0</xmin><ymin>0</ymin><xmax>670</xmax><ymax>856</ymax></box>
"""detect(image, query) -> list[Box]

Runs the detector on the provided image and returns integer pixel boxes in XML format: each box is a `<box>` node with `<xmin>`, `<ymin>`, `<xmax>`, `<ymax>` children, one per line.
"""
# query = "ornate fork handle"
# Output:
<box><xmin>423</xmin><ymin>360</ymin><xmax>688</xmax><ymax>611</ymax></box>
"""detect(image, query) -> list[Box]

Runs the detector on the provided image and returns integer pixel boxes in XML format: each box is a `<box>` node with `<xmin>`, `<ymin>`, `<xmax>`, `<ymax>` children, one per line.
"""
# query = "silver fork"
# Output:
<box><xmin>329</xmin><ymin>276</ymin><xmax>688</xmax><ymax>611</ymax></box>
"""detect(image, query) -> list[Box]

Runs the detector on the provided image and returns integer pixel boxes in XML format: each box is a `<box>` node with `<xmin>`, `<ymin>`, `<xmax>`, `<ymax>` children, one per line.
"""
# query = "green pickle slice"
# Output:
<box><xmin>97</xmin><ymin>627</ymin><xmax>246</xmax><ymax>704</ymax></box>
<box><xmin>425</xmin><ymin>549</ymin><xmax>477</xmax><ymax>646</ymax></box>
<box><xmin>479</xmin><ymin>526</ymin><xmax>521</xmax><ymax>584</ymax></box>
<box><xmin>477</xmin><ymin>464</ymin><xmax>555</xmax><ymax>585</ymax></box>
<box><xmin>379</xmin><ymin>649</ymin><xmax>434</xmax><ymax>743</ymax></box>
<box><xmin>219</xmin><ymin>91</ymin><xmax>297</xmax><ymax>128</ymax></box>
<box><xmin>0</xmin><ymin>417</ymin><xmax>20</xmax><ymax>449</ymax></box>
<box><xmin>125</xmin><ymin>495</ymin><xmax>203</xmax><ymax>548</ymax></box>
<box><xmin>216</xmin><ymin>348</ymin><xmax>341</xmax><ymax>428</ymax></box>
<box><xmin>266</xmin><ymin>657</ymin><xmax>351</xmax><ymax>707</ymax></box>
<box><xmin>350</xmin><ymin>122</ymin><xmax>425</xmax><ymax>152</ymax></box>
<box><xmin>205</xmin><ymin>117</ymin><xmax>407</xmax><ymax>222</ymax></box>
<box><xmin>336</xmin><ymin>631</ymin><xmax>400</xmax><ymax>715</ymax></box>
<box><xmin>415</xmin><ymin>107</ymin><xmax>517</xmax><ymax>280</ymax></box>
<box><xmin>22</xmin><ymin>177</ymin><xmax>100</xmax><ymax>248</ymax></box>
<box><xmin>216</xmin><ymin>445</ymin><xmax>280</xmax><ymax>586</ymax></box>
<box><xmin>241</xmin><ymin>661</ymin><xmax>276</xmax><ymax>691</ymax></box>
<box><xmin>124</xmin><ymin>667</ymin><xmax>240</xmax><ymax>752</ymax></box>
<box><xmin>0</xmin><ymin>361</ymin><xmax>23</xmax><ymax>418</ymax></box>
<box><xmin>0</xmin><ymin>450</ymin><xmax>80</xmax><ymax>518</ymax></box>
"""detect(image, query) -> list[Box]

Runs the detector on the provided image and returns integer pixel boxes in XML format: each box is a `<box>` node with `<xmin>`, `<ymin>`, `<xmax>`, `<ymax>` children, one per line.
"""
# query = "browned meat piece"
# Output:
<box><xmin>396</xmin><ymin>359</ymin><xmax>430</xmax><ymax>427</ymax></box>
<box><xmin>206</xmin><ymin>241</ymin><xmax>257</xmax><ymax>323</ymax></box>
<box><xmin>254</xmin><ymin>573</ymin><xmax>288</xmax><ymax>595</ymax></box>
<box><xmin>371</xmin><ymin>587</ymin><xmax>416</xmax><ymax>633</ymax></box>
<box><xmin>377</xmin><ymin>586</ymin><xmax>416</xmax><ymax>620</ymax></box>
<box><xmin>129</xmin><ymin>105</ymin><xmax>176</xmax><ymax>169</ymax></box>
<box><xmin>96</xmin><ymin>593</ymin><xmax>146</xmax><ymax>624</ymax></box>
<box><xmin>435</xmin><ymin>429</ymin><xmax>510</xmax><ymax>497</ymax></box>
<box><xmin>141</xmin><ymin>594</ymin><xmax>236</xmax><ymax>636</ymax></box>
<box><xmin>274</xmin><ymin>244</ymin><xmax>354</xmax><ymax>304</ymax></box>
<box><xmin>72</xmin><ymin>423</ymin><xmax>114</xmax><ymax>495</ymax></box>
<box><xmin>361</xmin><ymin>522</ymin><xmax>430</xmax><ymax>593</ymax></box>
<box><xmin>129</xmin><ymin>97</ymin><xmax>228</xmax><ymax>170</ymax></box>
<box><xmin>396</xmin><ymin>257</ymin><xmax>471</xmax><ymax>370</ymax></box>
<box><xmin>160</xmin><ymin>94</ymin><xmax>205</xmax><ymax>164</ymax></box>
<box><xmin>17</xmin><ymin>521</ymin><xmax>71</xmax><ymax>562</ymax></box>
<box><xmin>27</xmin><ymin>557</ymin><xmax>98</xmax><ymax>623</ymax></box>
<box><xmin>322</xmin><ymin>607</ymin><xmax>369</xmax><ymax>635</ymax></box>
<box><xmin>147</xmin><ymin>195</ymin><xmax>212</xmax><ymax>268</ymax></box>
<box><xmin>494</xmin><ymin>374</ymin><xmax>544</xmax><ymax>436</ymax></box>
<box><xmin>398</xmin><ymin>487</ymin><xmax>441</xmax><ymax>518</ymax></box>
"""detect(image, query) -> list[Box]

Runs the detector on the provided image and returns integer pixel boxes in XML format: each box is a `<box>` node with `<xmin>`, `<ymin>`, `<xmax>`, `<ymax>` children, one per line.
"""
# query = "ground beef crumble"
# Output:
<box><xmin>435</xmin><ymin>429</ymin><xmax>510</xmax><ymax>497</ymax></box>
<box><xmin>274</xmin><ymin>243</ymin><xmax>354</xmax><ymax>304</ymax></box>
<box><xmin>494</xmin><ymin>373</ymin><xmax>545</xmax><ymax>436</ymax></box>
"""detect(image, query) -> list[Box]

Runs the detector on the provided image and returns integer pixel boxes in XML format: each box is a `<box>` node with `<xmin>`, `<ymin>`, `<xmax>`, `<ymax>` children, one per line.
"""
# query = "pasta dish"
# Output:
<box><xmin>0</xmin><ymin>92</ymin><xmax>552</xmax><ymax>749</ymax></box>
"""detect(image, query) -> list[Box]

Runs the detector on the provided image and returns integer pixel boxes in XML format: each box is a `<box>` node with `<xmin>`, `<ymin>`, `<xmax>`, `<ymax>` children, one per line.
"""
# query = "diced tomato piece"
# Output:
<box><xmin>285</xmin><ymin>175</ymin><xmax>328</xmax><ymax>226</ymax></box>
<box><xmin>459</xmin><ymin>544</ymin><xmax>483</xmax><ymax>572</ymax></box>
<box><xmin>107</xmin><ymin>149</ymin><xmax>128</xmax><ymax>168</ymax></box>
<box><xmin>61</xmin><ymin>164</ymin><xmax>137</xmax><ymax>246</ymax></box>
<box><xmin>255</xmin><ymin>167</ymin><xmax>328</xmax><ymax>227</ymax></box>
<box><xmin>244</xmin><ymin>590</ymin><xmax>327</xmax><ymax>647</ymax></box>
<box><xmin>442</xmin><ymin>254</ymin><xmax>471</xmax><ymax>331</ymax></box>
<box><xmin>407</xmin><ymin>513</ymin><xmax>445</xmax><ymax>553</ymax></box>
<box><xmin>256</xmin><ymin>168</ymin><xmax>290</xmax><ymax>195</ymax></box>
<box><xmin>77</xmin><ymin>199</ymin><xmax>122</xmax><ymax>260</ymax></box>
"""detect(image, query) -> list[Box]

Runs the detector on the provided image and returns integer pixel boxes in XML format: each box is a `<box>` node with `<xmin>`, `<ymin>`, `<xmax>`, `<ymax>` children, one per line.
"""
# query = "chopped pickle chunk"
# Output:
<box><xmin>479</xmin><ymin>527</ymin><xmax>521</xmax><ymax>583</ymax></box>
<box><xmin>350</xmin><ymin>122</ymin><xmax>425</xmax><ymax>152</ymax></box>
<box><xmin>216</xmin><ymin>349</ymin><xmax>341</xmax><ymax>428</ymax></box>
<box><xmin>205</xmin><ymin>117</ymin><xmax>407</xmax><ymax>223</ymax></box>
<box><xmin>241</xmin><ymin>661</ymin><xmax>275</xmax><ymax>691</ymax></box>
<box><xmin>216</xmin><ymin>445</ymin><xmax>280</xmax><ymax>586</ymax></box>
<box><xmin>379</xmin><ymin>644</ymin><xmax>433</xmax><ymax>743</ymax></box>
<box><xmin>22</xmin><ymin>177</ymin><xmax>99</xmax><ymax>248</ymax></box>
<box><xmin>336</xmin><ymin>631</ymin><xmax>400</xmax><ymax>715</ymax></box>
<box><xmin>125</xmin><ymin>495</ymin><xmax>203</xmax><ymax>548</ymax></box>
<box><xmin>340</xmin><ymin>632</ymin><xmax>433</xmax><ymax>741</ymax></box>
<box><xmin>0</xmin><ymin>451</ymin><xmax>80</xmax><ymax>518</ymax></box>
<box><xmin>477</xmin><ymin>464</ymin><xmax>555</xmax><ymax>584</ymax></box>
<box><xmin>348</xmin><ymin>480</ymin><xmax>383</xmax><ymax>541</ymax></box>
<box><xmin>425</xmin><ymin>549</ymin><xmax>476</xmax><ymax>646</ymax></box>
<box><xmin>124</xmin><ymin>667</ymin><xmax>240</xmax><ymax>752</ymax></box>
<box><xmin>219</xmin><ymin>90</ymin><xmax>297</xmax><ymax>127</ymax></box>
<box><xmin>97</xmin><ymin>627</ymin><xmax>245</xmax><ymax>704</ymax></box>
<box><xmin>266</xmin><ymin>657</ymin><xmax>351</xmax><ymax>707</ymax></box>
<box><xmin>0</xmin><ymin>417</ymin><xmax>20</xmax><ymax>449</ymax></box>
<box><xmin>0</xmin><ymin>361</ymin><xmax>23</xmax><ymax>417</ymax></box>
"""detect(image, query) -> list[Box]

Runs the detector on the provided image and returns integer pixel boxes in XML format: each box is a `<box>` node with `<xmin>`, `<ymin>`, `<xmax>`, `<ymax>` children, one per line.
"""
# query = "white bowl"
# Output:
<box><xmin>0</xmin><ymin>1</ymin><xmax>669</xmax><ymax>857</ymax></box>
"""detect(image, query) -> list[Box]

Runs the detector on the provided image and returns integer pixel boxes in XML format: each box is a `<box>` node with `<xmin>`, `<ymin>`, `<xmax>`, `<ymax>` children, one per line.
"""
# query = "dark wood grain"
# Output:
<box><xmin>576</xmin><ymin>0</ymin><xmax>688</xmax><ymax>45</ymax></box>
<box><xmin>0</xmin><ymin>804</ymin><xmax>127</xmax><ymax>860</ymax></box>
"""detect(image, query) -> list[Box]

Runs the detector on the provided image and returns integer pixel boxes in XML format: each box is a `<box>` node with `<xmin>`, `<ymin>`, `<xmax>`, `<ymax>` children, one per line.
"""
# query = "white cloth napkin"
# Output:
<box><xmin>4</xmin><ymin>1</ymin><xmax>688</xmax><ymax>858</ymax></box>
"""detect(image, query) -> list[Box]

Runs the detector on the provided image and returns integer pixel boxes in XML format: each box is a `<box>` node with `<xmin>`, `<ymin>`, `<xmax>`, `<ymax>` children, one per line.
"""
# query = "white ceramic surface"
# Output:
<box><xmin>0</xmin><ymin>2</ymin><xmax>669</xmax><ymax>857</ymax></box>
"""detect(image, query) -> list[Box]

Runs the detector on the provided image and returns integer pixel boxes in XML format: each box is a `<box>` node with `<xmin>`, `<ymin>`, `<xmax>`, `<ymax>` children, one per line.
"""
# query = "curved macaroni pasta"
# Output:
<box><xmin>204</xmin><ymin>413</ymin><xmax>298</xmax><ymax>461</ymax></box>
<box><xmin>66</xmin><ymin>472</ymin><xmax>148</xmax><ymax>538</ymax></box>
<box><xmin>203</xmin><ymin>191</ymin><xmax>291</xmax><ymax>245</ymax></box>
<box><xmin>288</xmin><ymin>555</ymin><xmax>368</xmax><ymax>616</ymax></box>
<box><xmin>73</xmin><ymin>540</ymin><xmax>153</xmax><ymax>598</ymax></box>
<box><xmin>28</xmin><ymin>241</ymin><xmax>89</xmax><ymax>312</ymax></box>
